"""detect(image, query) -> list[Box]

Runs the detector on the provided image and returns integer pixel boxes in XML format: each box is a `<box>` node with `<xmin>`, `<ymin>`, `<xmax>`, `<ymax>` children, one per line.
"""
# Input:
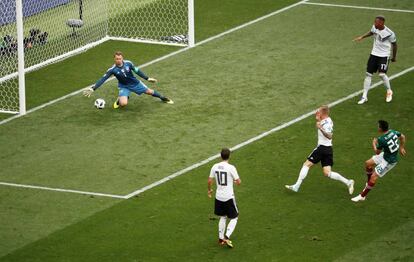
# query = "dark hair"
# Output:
<box><xmin>375</xmin><ymin>15</ymin><xmax>385</xmax><ymax>22</ymax></box>
<box><xmin>221</xmin><ymin>148</ymin><xmax>231</xmax><ymax>160</ymax></box>
<box><xmin>114</xmin><ymin>51</ymin><xmax>123</xmax><ymax>57</ymax></box>
<box><xmin>378</xmin><ymin>120</ymin><xmax>389</xmax><ymax>131</ymax></box>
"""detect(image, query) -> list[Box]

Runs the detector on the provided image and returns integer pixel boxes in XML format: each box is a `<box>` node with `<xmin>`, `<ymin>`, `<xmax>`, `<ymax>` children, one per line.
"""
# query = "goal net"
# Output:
<box><xmin>0</xmin><ymin>0</ymin><xmax>194</xmax><ymax>114</ymax></box>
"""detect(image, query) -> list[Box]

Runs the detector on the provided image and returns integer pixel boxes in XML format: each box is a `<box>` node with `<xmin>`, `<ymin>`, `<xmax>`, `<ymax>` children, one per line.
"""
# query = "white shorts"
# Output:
<box><xmin>372</xmin><ymin>152</ymin><xmax>396</xmax><ymax>177</ymax></box>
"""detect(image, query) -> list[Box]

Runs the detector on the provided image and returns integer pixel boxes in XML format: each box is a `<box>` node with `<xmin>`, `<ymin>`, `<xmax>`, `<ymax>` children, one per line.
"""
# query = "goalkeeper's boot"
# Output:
<box><xmin>161</xmin><ymin>97</ymin><xmax>174</xmax><ymax>104</ymax></box>
<box><xmin>113</xmin><ymin>99</ymin><xmax>120</xmax><ymax>109</ymax></box>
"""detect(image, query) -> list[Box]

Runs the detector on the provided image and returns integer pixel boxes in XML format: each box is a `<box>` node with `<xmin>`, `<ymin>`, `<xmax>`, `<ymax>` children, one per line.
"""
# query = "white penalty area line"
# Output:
<box><xmin>124</xmin><ymin>66</ymin><xmax>414</xmax><ymax>199</ymax></box>
<box><xmin>0</xmin><ymin>0</ymin><xmax>308</xmax><ymax>127</ymax></box>
<box><xmin>1</xmin><ymin>66</ymin><xmax>412</xmax><ymax>199</ymax></box>
<box><xmin>304</xmin><ymin>2</ymin><xmax>414</xmax><ymax>13</ymax></box>
<box><xmin>0</xmin><ymin>182</ymin><xmax>126</xmax><ymax>199</ymax></box>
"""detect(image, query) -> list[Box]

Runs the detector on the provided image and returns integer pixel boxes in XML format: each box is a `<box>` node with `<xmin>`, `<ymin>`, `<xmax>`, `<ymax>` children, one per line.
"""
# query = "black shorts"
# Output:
<box><xmin>215</xmin><ymin>198</ymin><xmax>239</xmax><ymax>219</ymax></box>
<box><xmin>307</xmin><ymin>145</ymin><xmax>333</xmax><ymax>167</ymax></box>
<box><xmin>367</xmin><ymin>54</ymin><xmax>389</xmax><ymax>74</ymax></box>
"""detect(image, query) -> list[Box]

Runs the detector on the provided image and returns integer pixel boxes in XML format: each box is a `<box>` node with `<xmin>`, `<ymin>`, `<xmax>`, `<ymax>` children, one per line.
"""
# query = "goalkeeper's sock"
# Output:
<box><xmin>151</xmin><ymin>90</ymin><xmax>165</xmax><ymax>100</ymax></box>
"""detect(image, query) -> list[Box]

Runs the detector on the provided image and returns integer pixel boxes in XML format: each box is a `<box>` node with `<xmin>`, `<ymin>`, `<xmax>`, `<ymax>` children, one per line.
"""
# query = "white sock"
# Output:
<box><xmin>362</xmin><ymin>74</ymin><xmax>372</xmax><ymax>99</ymax></box>
<box><xmin>294</xmin><ymin>165</ymin><xmax>309</xmax><ymax>189</ymax></box>
<box><xmin>379</xmin><ymin>73</ymin><xmax>391</xmax><ymax>90</ymax></box>
<box><xmin>328</xmin><ymin>171</ymin><xmax>350</xmax><ymax>186</ymax></box>
<box><xmin>225</xmin><ymin>217</ymin><xmax>238</xmax><ymax>239</ymax></box>
<box><xmin>219</xmin><ymin>216</ymin><xmax>226</xmax><ymax>239</ymax></box>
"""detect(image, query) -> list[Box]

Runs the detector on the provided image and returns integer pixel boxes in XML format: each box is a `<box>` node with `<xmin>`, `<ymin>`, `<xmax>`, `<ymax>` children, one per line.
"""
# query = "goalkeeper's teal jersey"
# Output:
<box><xmin>93</xmin><ymin>60</ymin><xmax>148</xmax><ymax>90</ymax></box>
<box><xmin>376</xmin><ymin>129</ymin><xmax>401</xmax><ymax>164</ymax></box>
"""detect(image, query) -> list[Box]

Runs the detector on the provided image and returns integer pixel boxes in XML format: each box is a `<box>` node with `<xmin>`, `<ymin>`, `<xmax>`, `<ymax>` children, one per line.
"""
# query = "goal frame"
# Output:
<box><xmin>0</xmin><ymin>0</ymin><xmax>195</xmax><ymax>115</ymax></box>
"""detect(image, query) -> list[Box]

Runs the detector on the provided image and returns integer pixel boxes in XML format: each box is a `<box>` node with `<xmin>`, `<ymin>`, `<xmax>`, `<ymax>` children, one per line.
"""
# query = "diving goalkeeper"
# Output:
<box><xmin>83</xmin><ymin>51</ymin><xmax>173</xmax><ymax>108</ymax></box>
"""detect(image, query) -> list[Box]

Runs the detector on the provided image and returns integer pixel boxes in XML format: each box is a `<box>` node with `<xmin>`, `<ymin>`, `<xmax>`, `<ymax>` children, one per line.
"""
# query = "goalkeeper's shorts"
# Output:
<box><xmin>118</xmin><ymin>82</ymin><xmax>148</xmax><ymax>97</ymax></box>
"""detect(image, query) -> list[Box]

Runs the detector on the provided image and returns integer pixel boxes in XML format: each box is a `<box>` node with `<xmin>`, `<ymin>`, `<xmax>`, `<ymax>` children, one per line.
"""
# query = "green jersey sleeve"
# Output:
<box><xmin>395</xmin><ymin>130</ymin><xmax>401</xmax><ymax>137</ymax></box>
<box><xmin>376</xmin><ymin>137</ymin><xmax>385</xmax><ymax>150</ymax></box>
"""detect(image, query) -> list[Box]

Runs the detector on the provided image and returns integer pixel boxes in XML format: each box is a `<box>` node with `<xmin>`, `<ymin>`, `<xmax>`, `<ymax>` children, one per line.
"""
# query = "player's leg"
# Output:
<box><xmin>352</xmin><ymin>154</ymin><xmax>396</xmax><ymax>202</ymax></box>
<box><xmin>322</xmin><ymin>165</ymin><xmax>354</xmax><ymax>194</ymax></box>
<box><xmin>145</xmin><ymin>88</ymin><xmax>174</xmax><ymax>104</ymax></box>
<box><xmin>321</xmin><ymin>147</ymin><xmax>354</xmax><ymax>193</ymax></box>
<box><xmin>378</xmin><ymin>57</ymin><xmax>392</xmax><ymax>102</ymax></box>
<box><xmin>115</xmin><ymin>88</ymin><xmax>131</xmax><ymax>108</ymax></box>
<box><xmin>351</xmin><ymin>173</ymin><xmax>379</xmax><ymax>202</ymax></box>
<box><xmin>215</xmin><ymin>199</ymin><xmax>227</xmax><ymax>245</ymax></box>
<box><xmin>140</xmin><ymin>82</ymin><xmax>174</xmax><ymax>104</ymax></box>
<box><xmin>118</xmin><ymin>96</ymin><xmax>128</xmax><ymax>107</ymax></box>
<box><xmin>285</xmin><ymin>159</ymin><xmax>314</xmax><ymax>192</ymax></box>
<box><xmin>223</xmin><ymin>199</ymin><xmax>239</xmax><ymax>248</ymax></box>
<box><xmin>218</xmin><ymin>216</ymin><xmax>227</xmax><ymax>244</ymax></box>
<box><xmin>358</xmin><ymin>55</ymin><xmax>376</xmax><ymax>104</ymax></box>
<box><xmin>364</xmin><ymin>158</ymin><xmax>376</xmax><ymax>182</ymax></box>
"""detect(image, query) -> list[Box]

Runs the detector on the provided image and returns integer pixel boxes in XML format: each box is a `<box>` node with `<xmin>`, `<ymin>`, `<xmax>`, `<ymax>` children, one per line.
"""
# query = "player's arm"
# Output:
<box><xmin>399</xmin><ymin>133</ymin><xmax>406</xmax><ymax>156</ymax></box>
<box><xmin>83</xmin><ymin>68</ymin><xmax>113</xmax><ymax>97</ymax></box>
<box><xmin>132</xmin><ymin>66</ymin><xmax>157</xmax><ymax>83</ymax></box>
<box><xmin>316</xmin><ymin>122</ymin><xmax>333</xmax><ymax>140</ymax></box>
<box><xmin>208</xmin><ymin>177</ymin><xmax>214</xmax><ymax>198</ymax></box>
<box><xmin>391</xmin><ymin>42</ymin><xmax>397</xmax><ymax>62</ymax></box>
<box><xmin>232</xmin><ymin>167</ymin><xmax>241</xmax><ymax>186</ymax></box>
<box><xmin>353</xmin><ymin>31</ymin><xmax>373</xmax><ymax>42</ymax></box>
<box><xmin>208</xmin><ymin>167</ymin><xmax>215</xmax><ymax>198</ymax></box>
<box><xmin>372</xmin><ymin>138</ymin><xmax>382</xmax><ymax>155</ymax></box>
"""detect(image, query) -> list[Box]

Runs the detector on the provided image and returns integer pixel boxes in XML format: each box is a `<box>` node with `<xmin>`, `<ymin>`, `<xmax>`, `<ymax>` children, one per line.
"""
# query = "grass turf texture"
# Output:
<box><xmin>0</xmin><ymin>0</ymin><xmax>413</xmax><ymax>260</ymax></box>
<box><xmin>1</xmin><ymin>2</ymin><xmax>413</xmax><ymax>193</ymax></box>
<box><xmin>2</xmin><ymin>72</ymin><xmax>413</xmax><ymax>261</ymax></box>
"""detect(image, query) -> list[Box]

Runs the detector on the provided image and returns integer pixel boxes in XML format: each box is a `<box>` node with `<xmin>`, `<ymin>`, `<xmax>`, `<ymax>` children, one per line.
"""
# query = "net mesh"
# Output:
<box><xmin>0</xmin><ymin>0</ymin><xmax>189</xmax><ymax>113</ymax></box>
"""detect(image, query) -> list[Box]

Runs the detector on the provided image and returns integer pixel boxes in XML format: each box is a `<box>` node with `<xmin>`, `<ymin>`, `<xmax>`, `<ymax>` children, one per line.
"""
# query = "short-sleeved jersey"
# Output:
<box><xmin>376</xmin><ymin>129</ymin><xmax>401</xmax><ymax>164</ymax></box>
<box><xmin>209</xmin><ymin>161</ymin><xmax>240</xmax><ymax>202</ymax></box>
<box><xmin>95</xmin><ymin>60</ymin><xmax>146</xmax><ymax>89</ymax></box>
<box><xmin>318</xmin><ymin>117</ymin><xmax>333</xmax><ymax>147</ymax></box>
<box><xmin>370</xmin><ymin>25</ymin><xmax>396</xmax><ymax>57</ymax></box>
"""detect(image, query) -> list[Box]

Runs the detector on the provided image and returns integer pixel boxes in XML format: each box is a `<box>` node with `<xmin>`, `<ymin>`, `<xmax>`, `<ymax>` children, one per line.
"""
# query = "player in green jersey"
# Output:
<box><xmin>352</xmin><ymin>120</ymin><xmax>406</xmax><ymax>202</ymax></box>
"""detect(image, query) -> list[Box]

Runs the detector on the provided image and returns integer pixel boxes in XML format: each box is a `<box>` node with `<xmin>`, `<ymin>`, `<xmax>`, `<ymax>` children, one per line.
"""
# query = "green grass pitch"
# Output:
<box><xmin>0</xmin><ymin>0</ymin><xmax>413</xmax><ymax>261</ymax></box>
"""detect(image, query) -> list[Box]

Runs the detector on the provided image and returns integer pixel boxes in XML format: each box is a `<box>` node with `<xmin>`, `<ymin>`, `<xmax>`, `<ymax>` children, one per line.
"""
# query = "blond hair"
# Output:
<box><xmin>319</xmin><ymin>105</ymin><xmax>329</xmax><ymax>116</ymax></box>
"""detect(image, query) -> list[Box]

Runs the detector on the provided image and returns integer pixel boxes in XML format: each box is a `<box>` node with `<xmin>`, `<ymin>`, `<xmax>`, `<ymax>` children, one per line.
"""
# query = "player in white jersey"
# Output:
<box><xmin>208</xmin><ymin>148</ymin><xmax>241</xmax><ymax>248</ymax></box>
<box><xmin>285</xmin><ymin>105</ymin><xmax>354</xmax><ymax>194</ymax></box>
<box><xmin>353</xmin><ymin>15</ymin><xmax>397</xmax><ymax>104</ymax></box>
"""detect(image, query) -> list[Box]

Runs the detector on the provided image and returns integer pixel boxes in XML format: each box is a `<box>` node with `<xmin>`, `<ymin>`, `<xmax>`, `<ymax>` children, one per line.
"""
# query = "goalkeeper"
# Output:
<box><xmin>84</xmin><ymin>51</ymin><xmax>173</xmax><ymax>108</ymax></box>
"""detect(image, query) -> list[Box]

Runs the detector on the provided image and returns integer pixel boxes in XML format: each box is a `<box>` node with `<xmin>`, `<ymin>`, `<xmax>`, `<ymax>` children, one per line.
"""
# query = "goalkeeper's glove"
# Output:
<box><xmin>148</xmin><ymin>77</ymin><xmax>157</xmax><ymax>83</ymax></box>
<box><xmin>83</xmin><ymin>87</ymin><xmax>94</xmax><ymax>97</ymax></box>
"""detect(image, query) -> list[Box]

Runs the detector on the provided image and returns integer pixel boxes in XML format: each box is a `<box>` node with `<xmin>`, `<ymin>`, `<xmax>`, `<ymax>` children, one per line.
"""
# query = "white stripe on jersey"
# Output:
<box><xmin>209</xmin><ymin>161</ymin><xmax>240</xmax><ymax>202</ymax></box>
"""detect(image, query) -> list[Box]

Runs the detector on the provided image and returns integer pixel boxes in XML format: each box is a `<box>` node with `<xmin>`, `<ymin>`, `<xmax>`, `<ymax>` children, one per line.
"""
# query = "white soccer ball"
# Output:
<box><xmin>94</xmin><ymin>98</ymin><xmax>105</xmax><ymax>109</ymax></box>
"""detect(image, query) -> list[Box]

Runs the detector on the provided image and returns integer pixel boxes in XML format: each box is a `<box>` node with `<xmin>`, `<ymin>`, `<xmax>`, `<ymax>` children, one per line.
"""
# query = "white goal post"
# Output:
<box><xmin>0</xmin><ymin>0</ymin><xmax>195</xmax><ymax>115</ymax></box>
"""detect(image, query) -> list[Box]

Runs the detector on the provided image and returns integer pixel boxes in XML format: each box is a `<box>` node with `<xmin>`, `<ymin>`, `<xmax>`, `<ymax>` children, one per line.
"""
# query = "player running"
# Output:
<box><xmin>208</xmin><ymin>148</ymin><xmax>241</xmax><ymax>248</ymax></box>
<box><xmin>285</xmin><ymin>105</ymin><xmax>354</xmax><ymax>194</ymax></box>
<box><xmin>83</xmin><ymin>51</ymin><xmax>173</xmax><ymax>108</ymax></box>
<box><xmin>351</xmin><ymin>120</ymin><xmax>406</xmax><ymax>202</ymax></box>
<box><xmin>353</xmin><ymin>15</ymin><xmax>397</xmax><ymax>104</ymax></box>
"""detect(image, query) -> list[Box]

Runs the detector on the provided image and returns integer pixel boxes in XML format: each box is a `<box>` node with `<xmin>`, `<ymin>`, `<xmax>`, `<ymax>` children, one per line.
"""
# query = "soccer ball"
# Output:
<box><xmin>94</xmin><ymin>98</ymin><xmax>105</xmax><ymax>109</ymax></box>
